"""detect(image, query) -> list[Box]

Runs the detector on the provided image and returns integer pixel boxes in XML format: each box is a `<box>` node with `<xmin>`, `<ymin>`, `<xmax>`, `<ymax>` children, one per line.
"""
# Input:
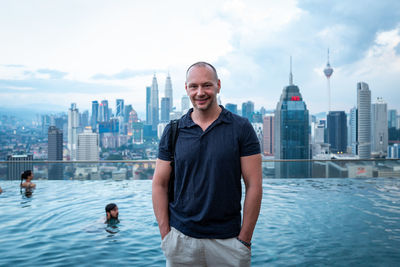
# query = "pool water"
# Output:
<box><xmin>0</xmin><ymin>178</ymin><xmax>399</xmax><ymax>266</ymax></box>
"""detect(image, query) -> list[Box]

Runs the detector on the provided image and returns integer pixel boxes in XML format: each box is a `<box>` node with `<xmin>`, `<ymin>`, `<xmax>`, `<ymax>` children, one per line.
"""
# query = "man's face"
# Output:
<box><xmin>109</xmin><ymin>206</ymin><xmax>119</xmax><ymax>219</ymax></box>
<box><xmin>185</xmin><ymin>66</ymin><xmax>220</xmax><ymax>112</ymax></box>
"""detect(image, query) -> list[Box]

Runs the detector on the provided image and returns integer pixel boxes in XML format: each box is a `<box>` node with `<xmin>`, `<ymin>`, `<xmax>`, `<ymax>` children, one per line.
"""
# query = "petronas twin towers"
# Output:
<box><xmin>148</xmin><ymin>73</ymin><xmax>173</xmax><ymax>131</ymax></box>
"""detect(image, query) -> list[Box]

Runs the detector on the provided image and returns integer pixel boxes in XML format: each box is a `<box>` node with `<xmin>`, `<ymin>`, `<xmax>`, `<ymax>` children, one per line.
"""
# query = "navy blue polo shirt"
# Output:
<box><xmin>158</xmin><ymin>106</ymin><xmax>260</xmax><ymax>239</ymax></box>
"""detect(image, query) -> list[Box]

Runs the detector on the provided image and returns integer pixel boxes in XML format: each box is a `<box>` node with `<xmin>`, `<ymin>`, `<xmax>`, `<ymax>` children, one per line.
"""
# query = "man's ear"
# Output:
<box><xmin>106</xmin><ymin>212</ymin><xmax>110</xmax><ymax>220</ymax></box>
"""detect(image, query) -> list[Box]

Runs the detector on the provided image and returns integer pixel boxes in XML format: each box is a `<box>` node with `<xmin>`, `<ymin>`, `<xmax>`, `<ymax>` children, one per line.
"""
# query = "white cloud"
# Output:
<box><xmin>1</xmin><ymin>0</ymin><xmax>400</xmax><ymax>115</ymax></box>
<box><xmin>1</xmin><ymin>86</ymin><xmax>35</xmax><ymax>91</ymax></box>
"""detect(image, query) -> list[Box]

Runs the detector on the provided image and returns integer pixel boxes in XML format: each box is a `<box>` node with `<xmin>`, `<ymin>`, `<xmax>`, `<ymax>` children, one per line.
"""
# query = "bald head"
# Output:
<box><xmin>186</xmin><ymin>62</ymin><xmax>219</xmax><ymax>82</ymax></box>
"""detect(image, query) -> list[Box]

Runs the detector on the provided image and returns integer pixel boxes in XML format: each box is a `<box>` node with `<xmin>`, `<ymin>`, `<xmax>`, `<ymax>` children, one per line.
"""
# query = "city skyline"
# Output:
<box><xmin>1</xmin><ymin>1</ymin><xmax>400</xmax><ymax>116</ymax></box>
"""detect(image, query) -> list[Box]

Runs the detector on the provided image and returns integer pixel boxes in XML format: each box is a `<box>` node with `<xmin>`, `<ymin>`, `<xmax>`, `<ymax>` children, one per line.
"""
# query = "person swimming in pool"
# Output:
<box><xmin>105</xmin><ymin>203</ymin><xmax>120</xmax><ymax>225</ymax></box>
<box><xmin>20</xmin><ymin>170</ymin><xmax>36</xmax><ymax>189</ymax></box>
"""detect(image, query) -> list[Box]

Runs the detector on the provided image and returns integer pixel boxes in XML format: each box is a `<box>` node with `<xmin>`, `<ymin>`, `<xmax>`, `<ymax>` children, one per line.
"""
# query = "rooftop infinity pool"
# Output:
<box><xmin>0</xmin><ymin>178</ymin><xmax>399</xmax><ymax>266</ymax></box>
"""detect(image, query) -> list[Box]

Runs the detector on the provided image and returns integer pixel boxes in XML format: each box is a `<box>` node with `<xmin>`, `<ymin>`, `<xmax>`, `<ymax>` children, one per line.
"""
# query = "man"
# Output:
<box><xmin>105</xmin><ymin>203</ymin><xmax>119</xmax><ymax>225</ymax></box>
<box><xmin>152</xmin><ymin>62</ymin><xmax>262</xmax><ymax>266</ymax></box>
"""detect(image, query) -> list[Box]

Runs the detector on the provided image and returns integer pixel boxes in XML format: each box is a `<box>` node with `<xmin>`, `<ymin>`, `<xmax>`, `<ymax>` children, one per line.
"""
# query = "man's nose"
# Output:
<box><xmin>196</xmin><ymin>86</ymin><xmax>206</xmax><ymax>95</ymax></box>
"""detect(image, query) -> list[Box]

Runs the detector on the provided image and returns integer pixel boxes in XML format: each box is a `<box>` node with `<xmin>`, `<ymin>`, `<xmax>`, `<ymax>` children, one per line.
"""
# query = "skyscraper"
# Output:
<box><xmin>350</xmin><ymin>107</ymin><xmax>358</xmax><ymax>155</ymax></box>
<box><xmin>48</xmin><ymin>126</ymin><xmax>63</xmax><ymax>179</ymax></box>
<box><xmin>242</xmin><ymin>101</ymin><xmax>255</xmax><ymax>122</ymax></box>
<box><xmin>225</xmin><ymin>103</ymin><xmax>238</xmax><ymax>115</ymax></box>
<box><xmin>150</xmin><ymin>74</ymin><xmax>159</xmax><ymax>131</ymax></box>
<box><xmin>41</xmin><ymin>115</ymin><xmax>51</xmax><ymax>136</ymax></box>
<box><xmin>388</xmin><ymin>109</ymin><xmax>398</xmax><ymax>129</ymax></box>
<box><xmin>91</xmin><ymin>101</ymin><xmax>99</xmax><ymax>131</ymax></box>
<box><xmin>77</xmin><ymin>128</ymin><xmax>99</xmax><ymax>161</ymax></box>
<box><xmin>68</xmin><ymin>103</ymin><xmax>79</xmax><ymax>160</ymax></box>
<box><xmin>263</xmin><ymin>114</ymin><xmax>274</xmax><ymax>156</ymax></box>
<box><xmin>48</xmin><ymin>126</ymin><xmax>63</xmax><ymax>160</ymax></box>
<box><xmin>116</xmin><ymin>99</ymin><xmax>124</xmax><ymax>117</ymax></box>
<box><xmin>124</xmin><ymin>104</ymin><xmax>133</xmax><ymax>123</ymax></box>
<box><xmin>146</xmin><ymin>86</ymin><xmax>151</xmax><ymax>125</ymax></box>
<box><xmin>371</xmin><ymin>97</ymin><xmax>388</xmax><ymax>157</ymax></box>
<box><xmin>327</xmin><ymin>111</ymin><xmax>347</xmax><ymax>153</ymax></box>
<box><xmin>131</xmin><ymin>122</ymin><xmax>144</xmax><ymax>144</ymax></box>
<box><xmin>357</xmin><ymin>82</ymin><xmax>371</xmax><ymax>159</ymax></box>
<box><xmin>100</xmin><ymin>100</ymin><xmax>109</xmax><ymax>122</ymax></box>
<box><xmin>181</xmin><ymin>95</ymin><xmax>190</xmax><ymax>113</ymax></box>
<box><xmin>80</xmin><ymin>110</ymin><xmax>89</xmax><ymax>128</ymax></box>
<box><xmin>161</xmin><ymin>97</ymin><xmax>171</xmax><ymax>122</ymax></box>
<box><xmin>274</xmin><ymin>58</ymin><xmax>310</xmax><ymax>178</ymax></box>
<box><xmin>165</xmin><ymin>73</ymin><xmax>173</xmax><ymax>110</ymax></box>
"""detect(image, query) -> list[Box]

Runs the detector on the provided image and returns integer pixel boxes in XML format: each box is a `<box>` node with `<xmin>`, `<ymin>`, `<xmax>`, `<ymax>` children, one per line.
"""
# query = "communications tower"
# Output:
<box><xmin>323</xmin><ymin>49</ymin><xmax>334</xmax><ymax>112</ymax></box>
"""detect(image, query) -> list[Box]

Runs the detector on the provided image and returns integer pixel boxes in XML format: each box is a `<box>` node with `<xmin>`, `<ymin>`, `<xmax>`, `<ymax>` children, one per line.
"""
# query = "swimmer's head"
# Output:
<box><xmin>21</xmin><ymin>170</ymin><xmax>33</xmax><ymax>181</ymax></box>
<box><xmin>105</xmin><ymin>203</ymin><xmax>119</xmax><ymax>220</ymax></box>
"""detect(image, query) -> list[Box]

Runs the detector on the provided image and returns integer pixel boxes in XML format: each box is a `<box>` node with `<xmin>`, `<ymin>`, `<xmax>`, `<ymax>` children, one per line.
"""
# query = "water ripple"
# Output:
<box><xmin>1</xmin><ymin>178</ymin><xmax>400</xmax><ymax>266</ymax></box>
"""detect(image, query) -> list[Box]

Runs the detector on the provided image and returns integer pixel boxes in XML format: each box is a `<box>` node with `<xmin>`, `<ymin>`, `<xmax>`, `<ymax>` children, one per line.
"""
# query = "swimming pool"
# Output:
<box><xmin>1</xmin><ymin>178</ymin><xmax>399</xmax><ymax>266</ymax></box>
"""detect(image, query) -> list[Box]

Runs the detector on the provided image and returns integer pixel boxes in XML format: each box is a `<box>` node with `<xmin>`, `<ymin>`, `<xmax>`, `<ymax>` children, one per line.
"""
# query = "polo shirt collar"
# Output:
<box><xmin>179</xmin><ymin>105</ymin><xmax>232</xmax><ymax>128</ymax></box>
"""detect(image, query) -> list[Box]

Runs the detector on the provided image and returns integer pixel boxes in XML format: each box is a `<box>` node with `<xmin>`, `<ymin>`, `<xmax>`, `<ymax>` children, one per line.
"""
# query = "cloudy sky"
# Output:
<box><xmin>1</xmin><ymin>0</ymin><xmax>400</xmax><ymax>118</ymax></box>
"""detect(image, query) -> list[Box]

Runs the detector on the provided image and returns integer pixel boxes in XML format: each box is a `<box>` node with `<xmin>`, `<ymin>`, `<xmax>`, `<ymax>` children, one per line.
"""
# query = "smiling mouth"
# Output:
<box><xmin>196</xmin><ymin>98</ymin><xmax>209</xmax><ymax>103</ymax></box>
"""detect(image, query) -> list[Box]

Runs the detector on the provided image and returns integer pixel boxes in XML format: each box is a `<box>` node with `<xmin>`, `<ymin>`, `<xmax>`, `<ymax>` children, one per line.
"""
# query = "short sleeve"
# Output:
<box><xmin>158</xmin><ymin>122</ymin><xmax>172</xmax><ymax>161</ymax></box>
<box><xmin>239</xmin><ymin>119</ymin><xmax>261</xmax><ymax>157</ymax></box>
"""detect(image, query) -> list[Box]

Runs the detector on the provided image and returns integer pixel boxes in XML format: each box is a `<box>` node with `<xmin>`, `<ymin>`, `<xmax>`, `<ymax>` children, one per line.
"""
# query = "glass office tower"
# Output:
<box><xmin>274</xmin><ymin>61</ymin><xmax>310</xmax><ymax>178</ymax></box>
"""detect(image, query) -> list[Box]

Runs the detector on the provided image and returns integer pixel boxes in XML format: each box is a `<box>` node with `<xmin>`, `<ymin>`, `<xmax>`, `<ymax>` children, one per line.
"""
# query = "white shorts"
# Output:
<box><xmin>161</xmin><ymin>227</ymin><xmax>251</xmax><ymax>267</ymax></box>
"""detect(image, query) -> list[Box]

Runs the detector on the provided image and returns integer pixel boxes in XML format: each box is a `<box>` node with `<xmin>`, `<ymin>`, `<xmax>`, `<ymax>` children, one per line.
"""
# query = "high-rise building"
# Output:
<box><xmin>48</xmin><ymin>126</ymin><xmax>63</xmax><ymax>180</ymax></box>
<box><xmin>116</xmin><ymin>99</ymin><xmax>125</xmax><ymax>134</ymax></box>
<box><xmin>242</xmin><ymin>101</ymin><xmax>255</xmax><ymax>122</ymax></box>
<box><xmin>91</xmin><ymin>101</ymin><xmax>99</xmax><ymax>131</ymax></box>
<box><xmin>116</xmin><ymin>99</ymin><xmax>124</xmax><ymax>118</ymax></box>
<box><xmin>371</xmin><ymin>97</ymin><xmax>388</xmax><ymax>157</ymax></box>
<box><xmin>263</xmin><ymin>114</ymin><xmax>274</xmax><ymax>156</ymax></box>
<box><xmin>77</xmin><ymin>128</ymin><xmax>99</xmax><ymax>161</ymax></box>
<box><xmin>41</xmin><ymin>115</ymin><xmax>51</xmax><ymax>136</ymax></box>
<box><xmin>68</xmin><ymin>103</ymin><xmax>79</xmax><ymax>160</ymax></box>
<box><xmin>98</xmin><ymin>118</ymin><xmax>119</xmax><ymax>134</ymax></box>
<box><xmin>274</xmin><ymin>59</ymin><xmax>310</xmax><ymax>178</ymax></box>
<box><xmin>161</xmin><ymin>97</ymin><xmax>171</xmax><ymax>122</ymax></box>
<box><xmin>314</xmin><ymin>120</ymin><xmax>326</xmax><ymax>144</ymax></box>
<box><xmin>165</xmin><ymin>73</ymin><xmax>173</xmax><ymax>110</ymax></box>
<box><xmin>388</xmin><ymin>144</ymin><xmax>400</xmax><ymax>159</ymax></box>
<box><xmin>48</xmin><ymin>126</ymin><xmax>63</xmax><ymax>160</ymax></box>
<box><xmin>132</xmin><ymin>122</ymin><xmax>144</xmax><ymax>144</ymax></box>
<box><xmin>124</xmin><ymin>105</ymin><xmax>133</xmax><ymax>123</ymax></box>
<box><xmin>225</xmin><ymin>103</ymin><xmax>238</xmax><ymax>115</ymax></box>
<box><xmin>181</xmin><ymin>95</ymin><xmax>190</xmax><ymax>113</ymax></box>
<box><xmin>146</xmin><ymin>86</ymin><xmax>151</xmax><ymax>125</ymax></box>
<box><xmin>80</xmin><ymin>110</ymin><xmax>89</xmax><ymax>128</ymax></box>
<box><xmin>349</xmin><ymin>107</ymin><xmax>358</xmax><ymax>155</ymax></box>
<box><xmin>127</xmin><ymin>109</ymin><xmax>139</xmax><ymax>136</ymax></box>
<box><xmin>357</xmin><ymin>82</ymin><xmax>371</xmax><ymax>159</ymax></box>
<box><xmin>388</xmin><ymin>109</ymin><xmax>398</xmax><ymax>129</ymax></box>
<box><xmin>7</xmin><ymin>154</ymin><xmax>33</xmax><ymax>180</ymax></box>
<box><xmin>150</xmin><ymin>74</ymin><xmax>159</xmax><ymax>131</ymax></box>
<box><xmin>99</xmin><ymin>100</ymin><xmax>109</xmax><ymax>122</ymax></box>
<box><xmin>252</xmin><ymin>123</ymin><xmax>263</xmax><ymax>152</ymax></box>
<box><xmin>327</xmin><ymin>111</ymin><xmax>347</xmax><ymax>153</ymax></box>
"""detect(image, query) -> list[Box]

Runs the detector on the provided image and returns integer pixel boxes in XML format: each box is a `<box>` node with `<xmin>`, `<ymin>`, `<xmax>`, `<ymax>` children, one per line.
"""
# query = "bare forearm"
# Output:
<box><xmin>239</xmin><ymin>184</ymin><xmax>262</xmax><ymax>243</ymax></box>
<box><xmin>152</xmin><ymin>183</ymin><xmax>170</xmax><ymax>238</ymax></box>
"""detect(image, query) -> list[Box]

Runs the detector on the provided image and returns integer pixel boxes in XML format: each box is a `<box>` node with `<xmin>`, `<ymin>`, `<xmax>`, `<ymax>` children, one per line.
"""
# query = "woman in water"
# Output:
<box><xmin>20</xmin><ymin>170</ymin><xmax>36</xmax><ymax>189</ymax></box>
